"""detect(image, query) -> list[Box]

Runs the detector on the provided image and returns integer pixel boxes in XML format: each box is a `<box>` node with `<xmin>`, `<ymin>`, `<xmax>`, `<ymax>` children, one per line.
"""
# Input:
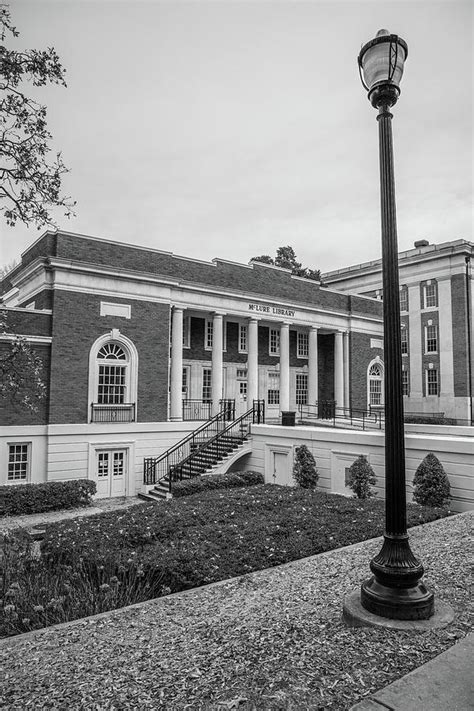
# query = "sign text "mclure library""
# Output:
<box><xmin>248</xmin><ymin>303</ymin><xmax>296</xmax><ymax>318</ymax></box>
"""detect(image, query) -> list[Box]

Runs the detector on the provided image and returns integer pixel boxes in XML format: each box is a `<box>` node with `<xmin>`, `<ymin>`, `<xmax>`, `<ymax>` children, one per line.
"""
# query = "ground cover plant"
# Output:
<box><xmin>172</xmin><ymin>470</ymin><xmax>263</xmax><ymax>498</ymax></box>
<box><xmin>1</xmin><ymin>485</ymin><xmax>449</xmax><ymax>637</ymax></box>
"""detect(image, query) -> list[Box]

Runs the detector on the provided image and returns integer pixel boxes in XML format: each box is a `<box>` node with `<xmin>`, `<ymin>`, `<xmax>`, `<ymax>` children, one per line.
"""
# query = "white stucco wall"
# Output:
<box><xmin>244</xmin><ymin>424</ymin><xmax>474</xmax><ymax>513</ymax></box>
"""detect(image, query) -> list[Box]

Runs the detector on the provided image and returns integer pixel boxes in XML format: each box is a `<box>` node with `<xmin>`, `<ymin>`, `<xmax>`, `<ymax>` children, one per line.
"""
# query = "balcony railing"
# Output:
<box><xmin>91</xmin><ymin>403</ymin><xmax>136</xmax><ymax>423</ymax></box>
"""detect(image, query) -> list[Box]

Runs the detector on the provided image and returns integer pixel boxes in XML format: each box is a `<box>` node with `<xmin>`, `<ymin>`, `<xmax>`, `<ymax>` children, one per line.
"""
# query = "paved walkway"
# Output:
<box><xmin>1</xmin><ymin>510</ymin><xmax>472</xmax><ymax>709</ymax></box>
<box><xmin>351</xmin><ymin>632</ymin><xmax>474</xmax><ymax>710</ymax></box>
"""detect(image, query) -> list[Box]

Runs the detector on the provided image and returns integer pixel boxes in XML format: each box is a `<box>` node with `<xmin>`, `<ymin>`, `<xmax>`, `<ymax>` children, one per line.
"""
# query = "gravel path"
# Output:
<box><xmin>0</xmin><ymin>497</ymin><xmax>145</xmax><ymax>532</ymax></box>
<box><xmin>1</xmin><ymin>512</ymin><xmax>472</xmax><ymax>710</ymax></box>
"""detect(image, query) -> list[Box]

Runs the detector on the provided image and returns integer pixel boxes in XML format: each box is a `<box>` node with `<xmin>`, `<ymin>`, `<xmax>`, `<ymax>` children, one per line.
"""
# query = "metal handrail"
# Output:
<box><xmin>298</xmin><ymin>402</ymin><xmax>383</xmax><ymax>431</ymax></box>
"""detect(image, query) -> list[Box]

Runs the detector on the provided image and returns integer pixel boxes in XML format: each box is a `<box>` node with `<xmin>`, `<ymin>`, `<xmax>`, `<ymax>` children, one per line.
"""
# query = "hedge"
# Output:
<box><xmin>172</xmin><ymin>470</ymin><xmax>264</xmax><ymax>498</ymax></box>
<box><xmin>0</xmin><ymin>480</ymin><xmax>96</xmax><ymax>516</ymax></box>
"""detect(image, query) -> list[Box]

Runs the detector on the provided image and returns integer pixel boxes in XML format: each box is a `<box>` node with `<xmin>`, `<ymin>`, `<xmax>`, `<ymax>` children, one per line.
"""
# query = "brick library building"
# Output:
<box><xmin>1</xmin><ymin>231</ymin><xmax>472</xmax><ymax>497</ymax></box>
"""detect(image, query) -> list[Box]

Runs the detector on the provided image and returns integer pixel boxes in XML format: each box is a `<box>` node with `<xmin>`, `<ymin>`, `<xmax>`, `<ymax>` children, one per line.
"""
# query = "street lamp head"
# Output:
<box><xmin>358</xmin><ymin>29</ymin><xmax>408</xmax><ymax>108</ymax></box>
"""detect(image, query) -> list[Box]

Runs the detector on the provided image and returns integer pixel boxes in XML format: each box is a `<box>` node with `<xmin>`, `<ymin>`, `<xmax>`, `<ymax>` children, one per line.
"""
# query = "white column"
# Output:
<box><xmin>308</xmin><ymin>327</ymin><xmax>318</xmax><ymax>407</ymax></box>
<box><xmin>280</xmin><ymin>323</ymin><xmax>290</xmax><ymax>412</ymax></box>
<box><xmin>211</xmin><ymin>313</ymin><xmax>223</xmax><ymax>415</ymax></box>
<box><xmin>170</xmin><ymin>307</ymin><xmax>183</xmax><ymax>421</ymax></box>
<box><xmin>334</xmin><ymin>331</ymin><xmax>344</xmax><ymax>409</ymax></box>
<box><xmin>343</xmin><ymin>330</ymin><xmax>350</xmax><ymax>409</ymax></box>
<box><xmin>248</xmin><ymin>318</ymin><xmax>259</xmax><ymax>404</ymax></box>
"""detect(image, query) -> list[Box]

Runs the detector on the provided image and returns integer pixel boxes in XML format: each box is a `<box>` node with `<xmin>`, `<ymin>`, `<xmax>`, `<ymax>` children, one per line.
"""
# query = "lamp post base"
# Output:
<box><xmin>360</xmin><ymin>534</ymin><xmax>435</xmax><ymax>620</ymax></box>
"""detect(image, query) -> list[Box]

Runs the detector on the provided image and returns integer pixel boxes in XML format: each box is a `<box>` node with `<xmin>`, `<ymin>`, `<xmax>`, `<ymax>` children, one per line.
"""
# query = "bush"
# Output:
<box><xmin>293</xmin><ymin>445</ymin><xmax>318</xmax><ymax>489</ymax></box>
<box><xmin>172</xmin><ymin>470</ymin><xmax>264</xmax><ymax>498</ymax></box>
<box><xmin>0</xmin><ymin>480</ymin><xmax>96</xmax><ymax>516</ymax></box>
<box><xmin>412</xmin><ymin>453</ymin><xmax>451</xmax><ymax>508</ymax></box>
<box><xmin>346</xmin><ymin>455</ymin><xmax>377</xmax><ymax>499</ymax></box>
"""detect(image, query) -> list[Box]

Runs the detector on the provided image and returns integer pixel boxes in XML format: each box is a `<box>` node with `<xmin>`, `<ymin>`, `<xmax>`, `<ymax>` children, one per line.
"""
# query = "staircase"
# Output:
<box><xmin>141</xmin><ymin>400</ymin><xmax>265</xmax><ymax>501</ymax></box>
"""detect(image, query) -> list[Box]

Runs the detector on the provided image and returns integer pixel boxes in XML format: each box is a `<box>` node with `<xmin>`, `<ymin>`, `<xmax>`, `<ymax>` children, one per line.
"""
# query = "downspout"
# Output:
<box><xmin>465</xmin><ymin>255</ymin><xmax>473</xmax><ymax>425</ymax></box>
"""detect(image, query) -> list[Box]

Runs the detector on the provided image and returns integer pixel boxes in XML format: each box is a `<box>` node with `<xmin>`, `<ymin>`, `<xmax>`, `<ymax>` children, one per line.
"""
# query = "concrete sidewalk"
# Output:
<box><xmin>351</xmin><ymin>632</ymin><xmax>474</xmax><ymax>710</ymax></box>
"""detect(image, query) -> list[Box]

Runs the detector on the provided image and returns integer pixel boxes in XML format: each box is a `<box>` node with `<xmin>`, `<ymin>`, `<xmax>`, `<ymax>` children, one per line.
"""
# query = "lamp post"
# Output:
<box><xmin>357</xmin><ymin>30</ymin><xmax>434</xmax><ymax>620</ymax></box>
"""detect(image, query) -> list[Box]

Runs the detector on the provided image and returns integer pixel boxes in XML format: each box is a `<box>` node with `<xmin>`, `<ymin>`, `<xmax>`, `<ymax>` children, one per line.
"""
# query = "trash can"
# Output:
<box><xmin>281</xmin><ymin>411</ymin><xmax>296</xmax><ymax>426</ymax></box>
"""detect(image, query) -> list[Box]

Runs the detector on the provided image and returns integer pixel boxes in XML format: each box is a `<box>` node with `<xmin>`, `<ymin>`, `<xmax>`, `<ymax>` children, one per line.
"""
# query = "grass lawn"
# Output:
<box><xmin>1</xmin><ymin>485</ymin><xmax>449</xmax><ymax>638</ymax></box>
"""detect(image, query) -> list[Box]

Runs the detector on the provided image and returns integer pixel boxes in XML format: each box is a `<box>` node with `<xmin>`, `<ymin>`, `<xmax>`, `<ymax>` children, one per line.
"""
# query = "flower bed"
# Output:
<box><xmin>1</xmin><ymin>486</ymin><xmax>449</xmax><ymax>637</ymax></box>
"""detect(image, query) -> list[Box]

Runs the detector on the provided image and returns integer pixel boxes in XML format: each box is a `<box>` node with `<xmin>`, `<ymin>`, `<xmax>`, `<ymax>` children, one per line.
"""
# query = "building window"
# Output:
<box><xmin>297</xmin><ymin>332</ymin><xmax>309</xmax><ymax>358</ymax></box>
<box><xmin>423</xmin><ymin>282</ymin><xmax>438</xmax><ymax>309</ymax></box>
<box><xmin>183</xmin><ymin>316</ymin><xmax>191</xmax><ymax>348</ymax></box>
<box><xmin>399</xmin><ymin>287</ymin><xmax>408</xmax><ymax>312</ymax></box>
<box><xmin>239</xmin><ymin>381</ymin><xmax>247</xmax><ymax>400</ymax></box>
<box><xmin>202</xmin><ymin>368</ymin><xmax>212</xmax><ymax>402</ymax></box>
<box><xmin>368</xmin><ymin>361</ymin><xmax>384</xmax><ymax>407</ymax></box>
<box><xmin>426</xmin><ymin>368</ymin><xmax>439</xmax><ymax>396</ymax></box>
<box><xmin>401</xmin><ymin>326</ymin><xmax>408</xmax><ymax>355</ymax></box>
<box><xmin>182</xmin><ymin>366</ymin><xmax>190</xmax><ymax>397</ymax></box>
<box><xmin>236</xmin><ymin>368</ymin><xmax>247</xmax><ymax>379</ymax></box>
<box><xmin>8</xmin><ymin>443</ymin><xmax>30</xmax><ymax>482</ymax></box>
<box><xmin>425</xmin><ymin>324</ymin><xmax>438</xmax><ymax>353</ymax></box>
<box><xmin>238</xmin><ymin>324</ymin><xmax>248</xmax><ymax>353</ymax></box>
<box><xmin>267</xmin><ymin>372</ymin><xmax>280</xmax><ymax>405</ymax></box>
<box><xmin>402</xmin><ymin>368</ymin><xmax>409</xmax><ymax>396</ymax></box>
<box><xmin>97</xmin><ymin>343</ymin><xmax>127</xmax><ymax>404</ymax></box>
<box><xmin>296</xmin><ymin>373</ymin><xmax>308</xmax><ymax>405</ymax></box>
<box><xmin>205</xmin><ymin>319</ymin><xmax>213</xmax><ymax>350</ymax></box>
<box><xmin>269</xmin><ymin>328</ymin><xmax>280</xmax><ymax>356</ymax></box>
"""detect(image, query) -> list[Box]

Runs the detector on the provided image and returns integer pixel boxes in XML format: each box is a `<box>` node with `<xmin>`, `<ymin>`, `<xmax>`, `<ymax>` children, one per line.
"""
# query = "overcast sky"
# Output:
<box><xmin>1</xmin><ymin>0</ymin><xmax>472</xmax><ymax>274</ymax></box>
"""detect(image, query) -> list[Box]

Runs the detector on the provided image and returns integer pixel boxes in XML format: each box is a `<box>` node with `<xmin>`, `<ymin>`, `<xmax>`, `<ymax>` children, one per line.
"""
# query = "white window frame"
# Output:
<box><xmin>426</xmin><ymin>367</ymin><xmax>439</xmax><ymax>396</ymax></box>
<box><xmin>267</xmin><ymin>371</ymin><xmax>280</xmax><ymax>405</ymax></box>
<box><xmin>238</xmin><ymin>324</ymin><xmax>248</xmax><ymax>354</ymax></box>
<box><xmin>182</xmin><ymin>365</ymin><xmax>190</xmax><ymax>398</ymax></box>
<box><xmin>295</xmin><ymin>373</ymin><xmax>308</xmax><ymax>405</ymax></box>
<box><xmin>423</xmin><ymin>282</ymin><xmax>438</xmax><ymax>309</ymax></box>
<box><xmin>88</xmin><ymin>331</ymin><xmax>139</xmax><ymax>420</ymax></box>
<box><xmin>7</xmin><ymin>442</ymin><xmax>31</xmax><ymax>483</ymax></box>
<box><xmin>202</xmin><ymin>367</ymin><xmax>212</xmax><ymax>402</ymax></box>
<box><xmin>425</xmin><ymin>324</ymin><xmax>438</xmax><ymax>354</ymax></box>
<box><xmin>399</xmin><ymin>287</ymin><xmax>408</xmax><ymax>312</ymax></box>
<box><xmin>401</xmin><ymin>326</ymin><xmax>408</xmax><ymax>355</ymax></box>
<box><xmin>204</xmin><ymin>319</ymin><xmax>227</xmax><ymax>351</ymax></box>
<box><xmin>367</xmin><ymin>358</ymin><xmax>384</xmax><ymax>408</ymax></box>
<box><xmin>297</xmin><ymin>331</ymin><xmax>309</xmax><ymax>358</ymax></box>
<box><xmin>402</xmin><ymin>367</ymin><xmax>409</xmax><ymax>396</ymax></box>
<box><xmin>269</xmin><ymin>328</ymin><xmax>280</xmax><ymax>356</ymax></box>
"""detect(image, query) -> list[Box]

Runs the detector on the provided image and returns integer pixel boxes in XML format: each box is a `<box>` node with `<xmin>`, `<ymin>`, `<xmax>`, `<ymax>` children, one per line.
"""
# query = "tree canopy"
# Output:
<box><xmin>251</xmin><ymin>246</ymin><xmax>321</xmax><ymax>282</ymax></box>
<box><xmin>0</xmin><ymin>4</ymin><xmax>75</xmax><ymax>229</ymax></box>
<box><xmin>0</xmin><ymin>311</ymin><xmax>46</xmax><ymax>412</ymax></box>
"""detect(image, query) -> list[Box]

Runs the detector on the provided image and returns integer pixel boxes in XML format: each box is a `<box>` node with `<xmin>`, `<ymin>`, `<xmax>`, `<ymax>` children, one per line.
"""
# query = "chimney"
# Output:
<box><xmin>414</xmin><ymin>239</ymin><xmax>429</xmax><ymax>248</ymax></box>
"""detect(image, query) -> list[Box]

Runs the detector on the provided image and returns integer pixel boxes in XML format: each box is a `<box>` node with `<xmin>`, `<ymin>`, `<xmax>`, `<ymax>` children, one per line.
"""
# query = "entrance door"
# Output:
<box><xmin>96</xmin><ymin>450</ymin><xmax>127</xmax><ymax>498</ymax></box>
<box><xmin>273</xmin><ymin>451</ymin><xmax>291</xmax><ymax>486</ymax></box>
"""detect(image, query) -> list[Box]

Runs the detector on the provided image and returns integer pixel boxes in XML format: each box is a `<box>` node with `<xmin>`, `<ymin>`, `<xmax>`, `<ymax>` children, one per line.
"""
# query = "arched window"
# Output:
<box><xmin>88</xmin><ymin>331</ymin><xmax>138</xmax><ymax>422</ymax></box>
<box><xmin>368</xmin><ymin>359</ymin><xmax>384</xmax><ymax>408</ymax></box>
<box><xmin>97</xmin><ymin>343</ymin><xmax>128</xmax><ymax>404</ymax></box>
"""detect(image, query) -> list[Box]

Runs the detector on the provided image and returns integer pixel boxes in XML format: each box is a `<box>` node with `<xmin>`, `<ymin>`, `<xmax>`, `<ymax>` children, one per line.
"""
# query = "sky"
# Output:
<box><xmin>1</xmin><ymin>0</ymin><xmax>472</xmax><ymax>274</ymax></box>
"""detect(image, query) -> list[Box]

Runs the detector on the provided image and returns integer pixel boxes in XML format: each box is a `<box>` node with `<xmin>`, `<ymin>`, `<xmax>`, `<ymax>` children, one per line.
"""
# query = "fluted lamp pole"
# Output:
<box><xmin>358</xmin><ymin>29</ymin><xmax>434</xmax><ymax>620</ymax></box>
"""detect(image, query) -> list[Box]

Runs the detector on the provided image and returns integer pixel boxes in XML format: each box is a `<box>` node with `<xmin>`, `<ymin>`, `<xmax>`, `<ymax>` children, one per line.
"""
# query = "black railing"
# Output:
<box><xmin>298</xmin><ymin>402</ymin><xmax>383</xmax><ymax>431</ymax></box>
<box><xmin>144</xmin><ymin>399</ymin><xmax>265</xmax><ymax>489</ymax></box>
<box><xmin>91</xmin><ymin>403</ymin><xmax>135</xmax><ymax>423</ymax></box>
<box><xmin>182</xmin><ymin>399</ymin><xmax>212</xmax><ymax>421</ymax></box>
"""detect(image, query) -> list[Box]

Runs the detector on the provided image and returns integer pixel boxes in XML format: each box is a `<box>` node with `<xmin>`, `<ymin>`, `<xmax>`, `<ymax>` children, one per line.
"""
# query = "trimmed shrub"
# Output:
<box><xmin>172</xmin><ymin>470</ymin><xmax>264</xmax><ymax>498</ymax></box>
<box><xmin>0</xmin><ymin>480</ymin><xmax>96</xmax><ymax>516</ymax></box>
<box><xmin>293</xmin><ymin>445</ymin><xmax>318</xmax><ymax>489</ymax></box>
<box><xmin>412</xmin><ymin>453</ymin><xmax>451</xmax><ymax>508</ymax></box>
<box><xmin>346</xmin><ymin>455</ymin><xmax>377</xmax><ymax>499</ymax></box>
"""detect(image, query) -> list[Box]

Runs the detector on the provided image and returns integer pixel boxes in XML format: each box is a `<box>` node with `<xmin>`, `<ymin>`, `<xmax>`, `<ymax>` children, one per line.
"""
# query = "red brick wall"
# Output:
<box><xmin>48</xmin><ymin>291</ymin><xmax>170</xmax><ymax>424</ymax></box>
<box><xmin>0</xmin><ymin>343</ymin><xmax>50</xmax><ymax>425</ymax></box>
<box><xmin>350</xmin><ymin>332</ymin><xmax>383</xmax><ymax>410</ymax></box>
<box><xmin>2</xmin><ymin>309</ymin><xmax>52</xmax><ymax>337</ymax></box>
<box><xmin>451</xmin><ymin>274</ymin><xmax>469</xmax><ymax>397</ymax></box>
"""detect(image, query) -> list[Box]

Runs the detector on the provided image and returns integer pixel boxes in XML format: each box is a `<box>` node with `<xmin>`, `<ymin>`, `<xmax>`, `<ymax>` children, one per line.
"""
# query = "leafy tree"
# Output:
<box><xmin>251</xmin><ymin>245</ymin><xmax>321</xmax><ymax>282</ymax></box>
<box><xmin>0</xmin><ymin>4</ymin><xmax>75</xmax><ymax>229</ymax></box>
<box><xmin>0</xmin><ymin>311</ymin><xmax>46</xmax><ymax>411</ymax></box>
<box><xmin>346</xmin><ymin>455</ymin><xmax>377</xmax><ymax>499</ymax></box>
<box><xmin>293</xmin><ymin>445</ymin><xmax>319</xmax><ymax>489</ymax></box>
<box><xmin>412</xmin><ymin>453</ymin><xmax>451</xmax><ymax>509</ymax></box>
